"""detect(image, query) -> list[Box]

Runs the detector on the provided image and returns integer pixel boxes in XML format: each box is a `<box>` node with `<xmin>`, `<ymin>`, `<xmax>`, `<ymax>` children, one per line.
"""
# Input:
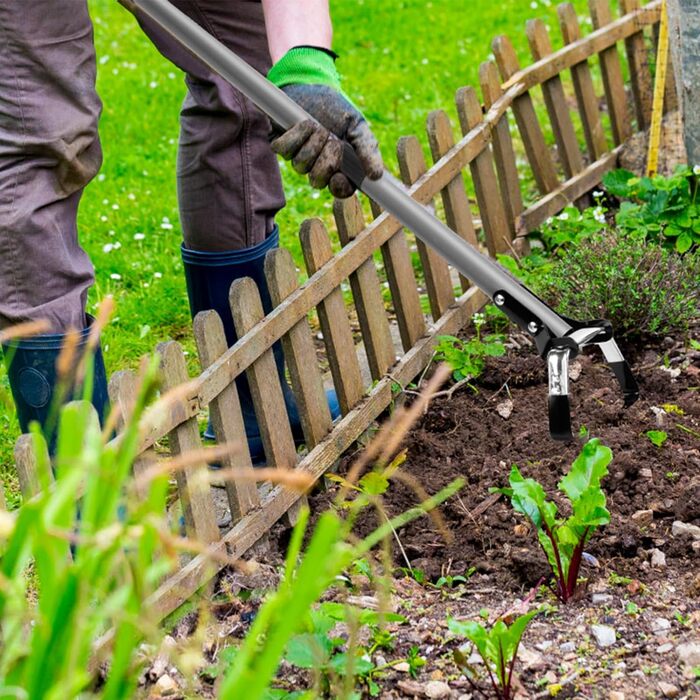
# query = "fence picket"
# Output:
<box><xmin>426</xmin><ymin>109</ymin><xmax>478</xmax><ymax>291</ymax></box>
<box><xmin>157</xmin><ymin>341</ymin><xmax>220</xmax><ymax>544</ymax></box>
<box><xmin>368</xmin><ymin>199</ymin><xmax>426</xmax><ymax>352</ymax></box>
<box><xmin>589</xmin><ymin>0</ymin><xmax>632</xmax><ymax>145</ymax></box>
<box><xmin>478</xmin><ymin>61</ymin><xmax>525</xmax><ymax>241</ymax></box>
<box><xmin>397</xmin><ymin>135</ymin><xmax>455</xmax><ymax>320</ymax></box>
<box><xmin>619</xmin><ymin>0</ymin><xmax>653</xmax><ymax>130</ymax></box>
<box><xmin>335</xmin><ymin>197</ymin><xmax>396</xmax><ymax>379</ymax></box>
<box><xmin>193</xmin><ymin>311</ymin><xmax>260</xmax><ymax>522</ymax></box>
<box><xmin>456</xmin><ymin>86</ymin><xmax>514</xmax><ymax>257</ymax></box>
<box><xmin>526</xmin><ymin>18</ymin><xmax>585</xmax><ymax>179</ymax></box>
<box><xmin>492</xmin><ymin>34</ymin><xmax>560</xmax><ymax>194</ymax></box>
<box><xmin>300</xmin><ymin>218</ymin><xmax>365</xmax><ymax>415</ymax></box>
<box><xmin>265</xmin><ymin>247</ymin><xmax>334</xmax><ymax>449</ymax></box>
<box><xmin>557</xmin><ymin>3</ymin><xmax>608</xmax><ymax>161</ymax></box>
<box><xmin>230</xmin><ymin>277</ymin><xmax>306</xmax><ymax>525</ymax></box>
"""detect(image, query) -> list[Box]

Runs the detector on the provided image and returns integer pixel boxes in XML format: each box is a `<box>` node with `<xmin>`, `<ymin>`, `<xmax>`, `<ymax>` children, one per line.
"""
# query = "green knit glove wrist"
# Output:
<box><xmin>268</xmin><ymin>47</ymin><xmax>342</xmax><ymax>92</ymax></box>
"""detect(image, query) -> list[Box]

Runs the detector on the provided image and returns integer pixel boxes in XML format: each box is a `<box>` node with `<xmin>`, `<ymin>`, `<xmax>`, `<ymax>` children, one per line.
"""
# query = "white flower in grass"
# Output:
<box><xmin>128</xmin><ymin>193</ymin><xmax>136</xmax><ymax>200</ymax></box>
<box><xmin>530</xmin><ymin>1</ymin><xmax>538</xmax><ymax>8</ymax></box>
<box><xmin>161</xmin><ymin>222</ymin><xmax>173</xmax><ymax>230</ymax></box>
<box><xmin>112</xmin><ymin>203</ymin><xmax>119</xmax><ymax>210</ymax></box>
<box><xmin>593</xmin><ymin>207</ymin><xmax>606</xmax><ymax>224</ymax></box>
<box><xmin>134</xmin><ymin>232</ymin><xmax>146</xmax><ymax>241</ymax></box>
<box><xmin>694</xmin><ymin>165</ymin><xmax>700</xmax><ymax>175</ymax></box>
<box><xmin>558</xmin><ymin>211</ymin><xmax>569</xmax><ymax>221</ymax></box>
<box><xmin>592</xmin><ymin>190</ymin><xmax>604</xmax><ymax>198</ymax></box>
<box><xmin>154</xmin><ymin>272</ymin><xmax>163</xmax><ymax>279</ymax></box>
<box><xmin>98</xmin><ymin>174</ymin><xmax>106</xmax><ymax>182</ymax></box>
<box><xmin>149</xmin><ymin>81</ymin><xmax>158</xmax><ymax>89</ymax></box>
<box><xmin>100</xmin><ymin>215</ymin><xmax>108</xmax><ymax>222</ymax></box>
<box><xmin>472</xmin><ymin>312</ymin><xmax>486</xmax><ymax>328</ymax></box>
<box><xmin>114</xmin><ymin>242</ymin><xmax>122</xmax><ymax>250</ymax></box>
<box><xmin>103</xmin><ymin>243</ymin><xmax>114</xmax><ymax>253</ymax></box>
<box><xmin>110</xmin><ymin>273</ymin><xmax>122</xmax><ymax>281</ymax></box>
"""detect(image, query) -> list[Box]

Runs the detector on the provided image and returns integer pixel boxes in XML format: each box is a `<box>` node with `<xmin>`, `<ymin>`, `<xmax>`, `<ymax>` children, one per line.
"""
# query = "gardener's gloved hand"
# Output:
<box><xmin>267</xmin><ymin>47</ymin><xmax>384</xmax><ymax>199</ymax></box>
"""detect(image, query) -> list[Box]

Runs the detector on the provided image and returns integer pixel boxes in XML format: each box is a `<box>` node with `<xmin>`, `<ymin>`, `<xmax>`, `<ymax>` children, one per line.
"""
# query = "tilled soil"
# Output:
<box><xmin>345</xmin><ymin>334</ymin><xmax>700</xmax><ymax>594</ymax></box>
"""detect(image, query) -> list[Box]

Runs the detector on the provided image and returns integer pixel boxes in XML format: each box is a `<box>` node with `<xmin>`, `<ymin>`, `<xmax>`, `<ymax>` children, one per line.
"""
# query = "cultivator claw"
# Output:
<box><xmin>127</xmin><ymin>0</ymin><xmax>641</xmax><ymax>441</ymax></box>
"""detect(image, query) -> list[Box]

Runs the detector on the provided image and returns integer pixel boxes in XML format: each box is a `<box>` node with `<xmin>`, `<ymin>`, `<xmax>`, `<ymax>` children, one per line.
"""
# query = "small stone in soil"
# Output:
<box><xmin>591</xmin><ymin>593</ymin><xmax>613</xmax><ymax>605</ymax></box>
<box><xmin>631</xmin><ymin>509</ymin><xmax>653</xmax><ymax>527</ymax></box>
<box><xmin>609</xmin><ymin>692</ymin><xmax>625</xmax><ymax>700</ymax></box>
<box><xmin>671</xmin><ymin>520</ymin><xmax>700</xmax><ymax>540</ymax></box>
<box><xmin>651</xmin><ymin>617</ymin><xmax>671</xmax><ymax>636</ymax></box>
<box><xmin>536</xmin><ymin>640</ymin><xmax>553</xmax><ymax>652</ymax></box>
<box><xmin>656</xmin><ymin>643</ymin><xmax>673</xmax><ymax>654</ymax></box>
<box><xmin>658</xmin><ymin>681</ymin><xmax>680</xmax><ymax>698</ymax></box>
<box><xmin>676</xmin><ymin>641</ymin><xmax>700</xmax><ymax>666</ymax></box>
<box><xmin>424</xmin><ymin>680</ymin><xmax>451</xmax><ymax>699</ymax></box>
<box><xmin>559</xmin><ymin>641</ymin><xmax>576</xmax><ymax>653</ymax></box>
<box><xmin>649</xmin><ymin>548</ymin><xmax>666</xmax><ymax>568</ymax></box>
<box><xmin>394</xmin><ymin>661</ymin><xmax>411</xmax><ymax>673</ymax></box>
<box><xmin>591</xmin><ymin>624</ymin><xmax>616</xmax><ymax>648</ymax></box>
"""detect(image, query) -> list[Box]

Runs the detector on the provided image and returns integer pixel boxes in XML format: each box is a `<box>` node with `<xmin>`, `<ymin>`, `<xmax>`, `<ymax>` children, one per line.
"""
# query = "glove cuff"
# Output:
<box><xmin>267</xmin><ymin>46</ymin><xmax>342</xmax><ymax>91</ymax></box>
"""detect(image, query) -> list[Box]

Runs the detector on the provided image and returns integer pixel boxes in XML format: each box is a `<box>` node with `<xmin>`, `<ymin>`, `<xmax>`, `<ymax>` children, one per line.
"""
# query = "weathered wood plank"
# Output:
<box><xmin>456</xmin><ymin>86</ymin><xmax>514</xmax><ymax>257</ymax></box>
<box><xmin>493</xmin><ymin>34</ymin><xmax>561</xmax><ymax>194</ymax></box>
<box><xmin>300</xmin><ymin>218</ymin><xmax>365</xmax><ymax>415</ymax></box>
<box><xmin>230</xmin><ymin>277</ymin><xmax>305</xmax><ymax>526</ymax></box>
<box><xmin>516</xmin><ymin>145</ymin><xmax>623</xmax><ymax>235</ymax></box>
<box><xmin>620</xmin><ymin>0</ymin><xmax>653</xmax><ymax>130</ymax></box>
<box><xmin>589</xmin><ymin>0</ymin><xmax>632</xmax><ymax>145</ymax></box>
<box><xmin>265</xmin><ymin>247</ymin><xmax>333</xmax><ymax>449</ymax></box>
<box><xmin>334</xmin><ymin>196</ymin><xmax>396</xmax><ymax>380</ymax></box>
<box><xmin>426</xmin><ymin>109</ymin><xmax>478</xmax><ymax>291</ymax></box>
<box><xmin>479</xmin><ymin>61</ymin><xmax>525</xmax><ymax>242</ymax></box>
<box><xmin>527</xmin><ymin>18</ymin><xmax>585</xmax><ymax>179</ymax></box>
<box><xmin>397</xmin><ymin>135</ymin><xmax>455</xmax><ymax>320</ymax></box>
<box><xmin>558</xmin><ymin>3</ymin><xmax>608</xmax><ymax>161</ymax></box>
<box><xmin>230</xmin><ymin>278</ymin><xmax>297</xmax><ymax>470</ymax></box>
<box><xmin>157</xmin><ymin>341</ymin><xmax>220</xmax><ymax>544</ymax></box>
<box><xmin>108</xmin><ymin>370</ymin><xmax>156</xmax><ymax>500</ymax></box>
<box><xmin>368</xmin><ymin>199</ymin><xmax>426</xmax><ymax>352</ymax></box>
<box><xmin>193</xmin><ymin>311</ymin><xmax>260</xmax><ymax>522</ymax></box>
<box><xmin>14</xmin><ymin>434</ymin><xmax>41</xmax><ymax>500</ymax></box>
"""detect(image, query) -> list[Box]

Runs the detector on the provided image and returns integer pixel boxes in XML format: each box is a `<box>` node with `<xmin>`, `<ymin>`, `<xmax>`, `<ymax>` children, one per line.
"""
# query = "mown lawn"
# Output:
<box><xmin>0</xmin><ymin>0</ymin><xmax>590</xmax><ymax>492</ymax></box>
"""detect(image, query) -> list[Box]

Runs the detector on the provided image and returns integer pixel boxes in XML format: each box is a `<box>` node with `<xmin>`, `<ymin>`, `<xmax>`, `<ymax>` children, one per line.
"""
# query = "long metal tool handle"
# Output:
<box><xmin>127</xmin><ymin>0</ymin><xmax>573</xmax><ymax>340</ymax></box>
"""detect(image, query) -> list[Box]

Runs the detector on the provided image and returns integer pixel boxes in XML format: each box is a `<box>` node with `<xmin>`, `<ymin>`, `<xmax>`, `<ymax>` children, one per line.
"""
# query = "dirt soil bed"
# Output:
<box><xmin>143</xmin><ymin>328</ymin><xmax>700</xmax><ymax>700</ymax></box>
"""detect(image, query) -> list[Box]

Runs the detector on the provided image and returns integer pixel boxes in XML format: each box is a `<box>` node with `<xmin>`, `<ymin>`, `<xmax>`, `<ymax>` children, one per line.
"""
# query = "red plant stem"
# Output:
<box><xmin>541</xmin><ymin>520</ymin><xmax>568</xmax><ymax>601</ymax></box>
<box><xmin>498</xmin><ymin>637</ymin><xmax>509</xmax><ymax>700</ymax></box>
<box><xmin>565</xmin><ymin>527</ymin><xmax>590</xmax><ymax>597</ymax></box>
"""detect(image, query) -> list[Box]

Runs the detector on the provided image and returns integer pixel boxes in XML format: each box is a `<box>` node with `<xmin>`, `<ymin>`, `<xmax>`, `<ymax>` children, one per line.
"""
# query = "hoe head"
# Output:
<box><xmin>542</xmin><ymin>318</ymin><xmax>639</xmax><ymax>441</ymax></box>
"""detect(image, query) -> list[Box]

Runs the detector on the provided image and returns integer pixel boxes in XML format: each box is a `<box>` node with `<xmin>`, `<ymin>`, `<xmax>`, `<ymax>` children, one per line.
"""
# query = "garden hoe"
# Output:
<box><xmin>122</xmin><ymin>0</ymin><xmax>640</xmax><ymax>441</ymax></box>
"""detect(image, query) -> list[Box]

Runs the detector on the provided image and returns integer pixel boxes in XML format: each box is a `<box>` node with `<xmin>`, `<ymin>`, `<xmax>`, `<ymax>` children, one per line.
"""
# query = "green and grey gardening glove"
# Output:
<box><xmin>267</xmin><ymin>46</ymin><xmax>384</xmax><ymax>199</ymax></box>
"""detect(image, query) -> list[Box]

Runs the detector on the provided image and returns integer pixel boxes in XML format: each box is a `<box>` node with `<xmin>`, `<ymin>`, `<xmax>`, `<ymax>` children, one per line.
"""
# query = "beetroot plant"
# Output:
<box><xmin>448</xmin><ymin>609</ymin><xmax>539</xmax><ymax>700</ymax></box>
<box><xmin>495</xmin><ymin>438</ymin><xmax>613</xmax><ymax>602</ymax></box>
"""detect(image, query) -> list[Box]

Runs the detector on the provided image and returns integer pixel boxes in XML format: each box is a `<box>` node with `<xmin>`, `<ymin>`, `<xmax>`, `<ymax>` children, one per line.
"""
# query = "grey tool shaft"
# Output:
<box><xmin>129</xmin><ymin>0</ymin><xmax>572</xmax><ymax>338</ymax></box>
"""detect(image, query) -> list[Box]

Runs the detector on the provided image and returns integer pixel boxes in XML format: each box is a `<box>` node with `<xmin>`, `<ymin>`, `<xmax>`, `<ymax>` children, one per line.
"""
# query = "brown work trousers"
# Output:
<box><xmin>0</xmin><ymin>0</ymin><xmax>285</xmax><ymax>332</ymax></box>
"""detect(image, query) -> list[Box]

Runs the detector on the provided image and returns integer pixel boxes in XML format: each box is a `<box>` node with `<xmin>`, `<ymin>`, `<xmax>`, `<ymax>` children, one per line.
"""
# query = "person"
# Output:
<box><xmin>0</xmin><ymin>0</ymin><xmax>384</xmax><ymax>461</ymax></box>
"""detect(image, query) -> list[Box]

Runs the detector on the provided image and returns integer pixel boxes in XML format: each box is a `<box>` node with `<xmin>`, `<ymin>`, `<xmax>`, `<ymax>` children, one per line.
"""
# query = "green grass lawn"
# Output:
<box><xmin>0</xmin><ymin>0</ymin><xmax>591</xmax><ymax>492</ymax></box>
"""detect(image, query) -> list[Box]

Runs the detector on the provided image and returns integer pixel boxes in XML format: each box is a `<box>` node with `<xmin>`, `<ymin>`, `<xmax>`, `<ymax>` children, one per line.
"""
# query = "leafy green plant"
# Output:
<box><xmin>0</xmin><ymin>355</ymin><xmax>174</xmax><ymax>699</ymax></box>
<box><xmin>645</xmin><ymin>430</ymin><xmax>668</xmax><ymax>447</ymax></box>
<box><xmin>493</xmin><ymin>438</ymin><xmax>613</xmax><ymax>602</ymax></box>
<box><xmin>538</xmin><ymin>204</ymin><xmax>607</xmax><ymax>252</ymax></box>
<box><xmin>448</xmin><ymin>609</ymin><xmax>539</xmax><ymax>700</ymax></box>
<box><xmin>538</xmin><ymin>231</ymin><xmax>700</xmax><ymax>339</ymax></box>
<box><xmin>603</xmin><ymin>166</ymin><xmax>700</xmax><ymax>253</ymax></box>
<box><xmin>435</xmin><ymin>314</ymin><xmax>506</xmax><ymax>387</ymax></box>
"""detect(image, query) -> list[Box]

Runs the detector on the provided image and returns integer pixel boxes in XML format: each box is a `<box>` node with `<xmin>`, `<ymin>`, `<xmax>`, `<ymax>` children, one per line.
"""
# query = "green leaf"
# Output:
<box><xmin>675</xmin><ymin>231</ymin><xmax>693</xmax><ymax>253</ymax></box>
<box><xmin>506</xmin><ymin>465</ymin><xmax>558</xmax><ymax>531</ymax></box>
<box><xmin>645</xmin><ymin>430</ymin><xmax>668</xmax><ymax>448</ymax></box>
<box><xmin>359</xmin><ymin>471</ymin><xmax>390</xmax><ymax>496</ymax></box>
<box><xmin>285</xmin><ymin>633</ymin><xmax>333</xmax><ymax>669</ymax></box>
<box><xmin>602</xmin><ymin>169</ymin><xmax>635</xmax><ymax>198</ymax></box>
<box><xmin>558</xmin><ymin>438</ymin><xmax>612</xmax><ymax>503</ymax></box>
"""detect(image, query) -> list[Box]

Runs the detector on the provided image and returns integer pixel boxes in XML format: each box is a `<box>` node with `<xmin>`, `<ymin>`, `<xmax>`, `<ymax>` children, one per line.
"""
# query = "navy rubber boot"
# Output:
<box><xmin>181</xmin><ymin>227</ymin><xmax>340</xmax><ymax>464</ymax></box>
<box><xmin>1</xmin><ymin>317</ymin><xmax>110</xmax><ymax>453</ymax></box>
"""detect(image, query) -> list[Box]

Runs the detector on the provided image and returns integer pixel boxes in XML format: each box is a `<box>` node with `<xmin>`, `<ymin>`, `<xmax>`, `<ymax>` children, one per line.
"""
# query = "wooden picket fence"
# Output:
<box><xmin>13</xmin><ymin>0</ymin><xmax>675</xmax><ymax>624</ymax></box>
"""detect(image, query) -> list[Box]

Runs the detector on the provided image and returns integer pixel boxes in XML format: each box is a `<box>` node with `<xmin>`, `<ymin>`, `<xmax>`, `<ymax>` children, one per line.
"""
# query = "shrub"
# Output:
<box><xmin>603</xmin><ymin>166</ymin><xmax>700</xmax><ymax>253</ymax></box>
<box><xmin>538</xmin><ymin>231</ymin><xmax>700</xmax><ymax>340</ymax></box>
